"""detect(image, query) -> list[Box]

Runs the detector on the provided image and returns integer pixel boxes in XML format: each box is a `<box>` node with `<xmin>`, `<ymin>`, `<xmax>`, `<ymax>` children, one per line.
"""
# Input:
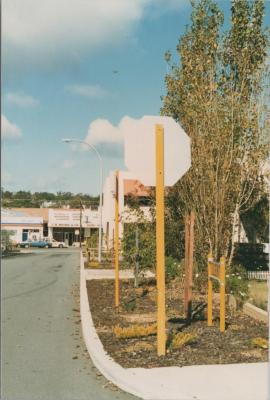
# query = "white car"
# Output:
<box><xmin>50</xmin><ymin>239</ymin><xmax>68</xmax><ymax>248</ymax></box>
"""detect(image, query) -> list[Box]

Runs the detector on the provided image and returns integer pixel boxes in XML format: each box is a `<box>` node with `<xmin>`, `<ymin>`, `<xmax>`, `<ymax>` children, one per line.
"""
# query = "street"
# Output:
<box><xmin>1</xmin><ymin>249</ymin><xmax>136</xmax><ymax>400</ymax></box>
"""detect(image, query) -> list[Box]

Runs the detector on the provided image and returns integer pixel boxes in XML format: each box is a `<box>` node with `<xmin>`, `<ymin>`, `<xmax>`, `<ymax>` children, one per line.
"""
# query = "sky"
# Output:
<box><xmin>2</xmin><ymin>0</ymin><xmax>269</xmax><ymax>196</ymax></box>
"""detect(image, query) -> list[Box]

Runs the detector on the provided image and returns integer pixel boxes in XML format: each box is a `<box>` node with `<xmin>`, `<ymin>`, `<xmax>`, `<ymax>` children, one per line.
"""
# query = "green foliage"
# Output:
<box><xmin>165</xmin><ymin>256</ymin><xmax>182</xmax><ymax>281</ymax></box>
<box><xmin>165</xmin><ymin>189</ymin><xmax>185</xmax><ymax>260</ymax></box>
<box><xmin>1</xmin><ymin>230</ymin><xmax>16</xmax><ymax>253</ymax></box>
<box><xmin>161</xmin><ymin>0</ymin><xmax>269</xmax><ymax>266</ymax></box>
<box><xmin>241</xmin><ymin>193</ymin><xmax>269</xmax><ymax>243</ymax></box>
<box><xmin>122</xmin><ymin>206</ymin><xmax>156</xmax><ymax>288</ymax></box>
<box><xmin>86</xmin><ymin>231</ymin><xmax>98</xmax><ymax>248</ymax></box>
<box><xmin>122</xmin><ymin>209</ymin><xmax>156</xmax><ymax>272</ymax></box>
<box><xmin>1</xmin><ymin>188</ymin><xmax>99</xmax><ymax>208</ymax></box>
<box><xmin>193</xmin><ymin>260</ymin><xmax>208</xmax><ymax>293</ymax></box>
<box><xmin>233</xmin><ymin>242</ymin><xmax>268</xmax><ymax>271</ymax></box>
<box><xmin>224</xmin><ymin>0</ymin><xmax>268</xmax><ymax>94</ymax></box>
<box><xmin>226</xmin><ymin>263</ymin><xmax>249</xmax><ymax>306</ymax></box>
<box><xmin>123</xmin><ymin>299</ymin><xmax>137</xmax><ymax>312</ymax></box>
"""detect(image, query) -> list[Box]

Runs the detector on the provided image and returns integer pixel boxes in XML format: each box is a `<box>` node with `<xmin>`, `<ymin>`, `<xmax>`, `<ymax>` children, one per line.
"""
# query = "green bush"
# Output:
<box><xmin>165</xmin><ymin>256</ymin><xmax>182</xmax><ymax>281</ymax></box>
<box><xmin>233</xmin><ymin>243</ymin><xmax>268</xmax><ymax>271</ymax></box>
<box><xmin>1</xmin><ymin>230</ymin><xmax>16</xmax><ymax>253</ymax></box>
<box><xmin>226</xmin><ymin>263</ymin><xmax>249</xmax><ymax>307</ymax></box>
<box><xmin>122</xmin><ymin>220</ymin><xmax>156</xmax><ymax>271</ymax></box>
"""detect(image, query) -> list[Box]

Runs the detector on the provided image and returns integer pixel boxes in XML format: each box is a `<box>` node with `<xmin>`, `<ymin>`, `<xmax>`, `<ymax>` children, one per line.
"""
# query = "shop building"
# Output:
<box><xmin>9</xmin><ymin>207</ymin><xmax>49</xmax><ymax>236</ymax></box>
<box><xmin>48</xmin><ymin>208</ymin><xmax>100</xmax><ymax>246</ymax></box>
<box><xmin>1</xmin><ymin>209</ymin><xmax>44</xmax><ymax>243</ymax></box>
<box><xmin>1</xmin><ymin>207</ymin><xmax>100</xmax><ymax>247</ymax></box>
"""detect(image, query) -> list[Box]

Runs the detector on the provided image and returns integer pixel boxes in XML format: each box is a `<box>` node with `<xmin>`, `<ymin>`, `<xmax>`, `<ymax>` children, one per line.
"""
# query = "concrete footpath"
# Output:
<box><xmin>80</xmin><ymin>253</ymin><xmax>269</xmax><ymax>400</ymax></box>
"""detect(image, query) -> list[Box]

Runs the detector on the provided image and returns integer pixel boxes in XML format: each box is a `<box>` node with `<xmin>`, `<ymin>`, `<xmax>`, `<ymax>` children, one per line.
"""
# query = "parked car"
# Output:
<box><xmin>18</xmin><ymin>240</ymin><xmax>52</xmax><ymax>249</ymax></box>
<box><xmin>50</xmin><ymin>239</ymin><xmax>68</xmax><ymax>248</ymax></box>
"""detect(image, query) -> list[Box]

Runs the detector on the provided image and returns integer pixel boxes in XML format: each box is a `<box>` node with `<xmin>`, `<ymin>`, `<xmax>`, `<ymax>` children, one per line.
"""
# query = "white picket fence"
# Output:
<box><xmin>247</xmin><ymin>271</ymin><xmax>269</xmax><ymax>281</ymax></box>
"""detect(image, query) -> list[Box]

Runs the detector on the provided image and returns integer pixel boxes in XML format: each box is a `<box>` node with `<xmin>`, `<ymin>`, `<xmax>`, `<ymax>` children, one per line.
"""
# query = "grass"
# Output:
<box><xmin>124</xmin><ymin>342</ymin><xmax>155</xmax><ymax>353</ymax></box>
<box><xmin>170</xmin><ymin>332</ymin><xmax>197</xmax><ymax>349</ymax></box>
<box><xmin>248</xmin><ymin>280</ymin><xmax>268</xmax><ymax>311</ymax></box>
<box><xmin>251</xmin><ymin>337</ymin><xmax>268</xmax><ymax>349</ymax></box>
<box><xmin>113</xmin><ymin>323</ymin><xmax>157</xmax><ymax>339</ymax></box>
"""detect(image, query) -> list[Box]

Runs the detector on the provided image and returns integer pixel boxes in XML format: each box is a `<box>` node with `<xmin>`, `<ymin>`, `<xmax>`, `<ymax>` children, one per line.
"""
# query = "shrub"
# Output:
<box><xmin>233</xmin><ymin>243</ymin><xmax>269</xmax><ymax>271</ymax></box>
<box><xmin>251</xmin><ymin>337</ymin><xmax>268</xmax><ymax>349</ymax></box>
<box><xmin>1</xmin><ymin>230</ymin><xmax>17</xmax><ymax>253</ymax></box>
<box><xmin>123</xmin><ymin>299</ymin><xmax>137</xmax><ymax>312</ymax></box>
<box><xmin>124</xmin><ymin>342</ymin><xmax>154</xmax><ymax>353</ymax></box>
<box><xmin>113</xmin><ymin>323</ymin><xmax>157</xmax><ymax>339</ymax></box>
<box><xmin>226</xmin><ymin>263</ymin><xmax>249</xmax><ymax>307</ymax></box>
<box><xmin>165</xmin><ymin>256</ymin><xmax>182</xmax><ymax>281</ymax></box>
<box><xmin>192</xmin><ymin>259</ymin><xmax>208</xmax><ymax>293</ymax></box>
<box><xmin>170</xmin><ymin>332</ymin><xmax>197</xmax><ymax>349</ymax></box>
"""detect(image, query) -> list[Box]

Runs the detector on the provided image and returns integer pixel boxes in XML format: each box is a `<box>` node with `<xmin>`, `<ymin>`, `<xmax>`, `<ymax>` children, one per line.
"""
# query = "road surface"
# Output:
<box><xmin>1</xmin><ymin>249</ymin><xmax>136</xmax><ymax>400</ymax></box>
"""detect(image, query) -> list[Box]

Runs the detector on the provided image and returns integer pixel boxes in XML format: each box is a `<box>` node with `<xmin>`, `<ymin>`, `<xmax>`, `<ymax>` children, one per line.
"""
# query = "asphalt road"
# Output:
<box><xmin>1</xmin><ymin>249</ymin><xmax>137</xmax><ymax>400</ymax></box>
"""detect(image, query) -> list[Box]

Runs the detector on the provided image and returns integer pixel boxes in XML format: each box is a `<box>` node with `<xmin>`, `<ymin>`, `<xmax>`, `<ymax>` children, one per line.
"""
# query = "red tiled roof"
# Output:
<box><xmin>124</xmin><ymin>180</ymin><xmax>150</xmax><ymax>197</ymax></box>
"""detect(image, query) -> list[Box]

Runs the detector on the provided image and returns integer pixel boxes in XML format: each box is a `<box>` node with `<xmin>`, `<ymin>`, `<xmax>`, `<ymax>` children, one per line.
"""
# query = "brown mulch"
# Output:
<box><xmin>86</xmin><ymin>278</ymin><xmax>268</xmax><ymax>369</ymax></box>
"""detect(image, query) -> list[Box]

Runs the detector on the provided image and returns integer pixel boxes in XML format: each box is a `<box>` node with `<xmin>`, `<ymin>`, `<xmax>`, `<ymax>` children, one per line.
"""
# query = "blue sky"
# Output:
<box><xmin>2</xmin><ymin>0</ymin><xmax>269</xmax><ymax>195</ymax></box>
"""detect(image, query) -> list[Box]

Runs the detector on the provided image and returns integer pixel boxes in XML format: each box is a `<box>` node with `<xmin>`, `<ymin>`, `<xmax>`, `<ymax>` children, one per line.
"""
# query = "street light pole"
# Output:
<box><xmin>62</xmin><ymin>138</ymin><xmax>103</xmax><ymax>263</ymax></box>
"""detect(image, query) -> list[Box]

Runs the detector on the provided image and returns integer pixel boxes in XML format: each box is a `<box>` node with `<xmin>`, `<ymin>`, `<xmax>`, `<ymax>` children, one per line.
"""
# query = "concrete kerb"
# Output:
<box><xmin>80</xmin><ymin>253</ymin><xmax>146</xmax><ymax>399</ymax></box>
<box><xmin>80</xmin><ymin>252</ymin><xmax>269</xmax><ymax>400</ymax></box>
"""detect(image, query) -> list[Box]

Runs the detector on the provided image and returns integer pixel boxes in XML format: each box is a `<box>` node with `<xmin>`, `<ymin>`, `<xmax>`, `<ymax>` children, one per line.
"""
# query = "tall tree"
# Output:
<box><xmin>161</xmin><ymin>0</ymin><xmax>269</xmax><ymax>268</ymax></box>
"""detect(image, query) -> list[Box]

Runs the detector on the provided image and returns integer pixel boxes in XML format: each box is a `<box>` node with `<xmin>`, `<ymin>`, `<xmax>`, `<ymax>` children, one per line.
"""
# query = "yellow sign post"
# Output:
<box><xmin>114</xmin><ymin>170</ymin><xmax>120</xmax><ymax>308</ymax></box>
<box><xmin>207</xmin><ymin>254</ymin><xmax>226</xmax><ymax>332</ymax></box>
<box><xmin>184</xmin><ymin>210</ymin><xmax>195</xmax><ymax>320</ymax></box>
<box><xmin>124</xmin><ymin>116</ymin><xmax>192</xmax><ymax>357</ymax></box>
<box><xmin>156</xmin><ymin>124</ymin><xmax>166</xmax><ymax>356</ymax></box>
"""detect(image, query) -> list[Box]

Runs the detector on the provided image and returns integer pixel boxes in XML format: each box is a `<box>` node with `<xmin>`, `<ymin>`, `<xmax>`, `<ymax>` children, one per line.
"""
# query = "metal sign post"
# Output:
<box><xmin>114</xmin><ymin>170</ymin><xmax>120</xmax><ymax>308</ymax></box>
<box><xmin>156</xmin><ymin>124</ymin><xmax>166</xmax><ymax>356</ymax></box>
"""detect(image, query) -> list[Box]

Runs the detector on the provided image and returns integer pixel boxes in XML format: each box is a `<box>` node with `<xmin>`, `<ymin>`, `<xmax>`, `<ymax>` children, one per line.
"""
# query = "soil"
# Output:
<box><xmin>86</xmin><ymin>278</ymin><xmax>268</xmax><ymax>369</ymax></box>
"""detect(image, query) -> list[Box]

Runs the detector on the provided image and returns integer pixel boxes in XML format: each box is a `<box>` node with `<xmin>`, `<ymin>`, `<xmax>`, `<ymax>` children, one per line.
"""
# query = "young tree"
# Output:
<box><xmin>161</xmin><ymin>0</ymin><xmax>269</xmax><ymax>269</ymax></box>
<box><xmin>121</xmin><ymin>205</ymin><xmax>156</xmax><ymax>287</ymax></box>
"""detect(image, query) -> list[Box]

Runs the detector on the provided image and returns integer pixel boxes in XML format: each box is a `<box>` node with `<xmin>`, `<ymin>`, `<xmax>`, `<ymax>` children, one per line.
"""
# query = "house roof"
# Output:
<box><xmin>124</xmin><ymin>179</ymin><xmax>150</xmax><ymax>197</ymax></box>
<box><xmin>8</xmin><ymin>208</ymin><xmax>49</xmax><ymax>222</ymax></box>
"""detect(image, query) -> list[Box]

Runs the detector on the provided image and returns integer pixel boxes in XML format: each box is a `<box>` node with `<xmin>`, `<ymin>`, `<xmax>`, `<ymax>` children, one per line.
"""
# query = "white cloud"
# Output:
<box><xmin>6</xmin><ymin>92</ymin><xmax>39</xmax><ymax>107</ymax></box>
<box><xmin>2</xmin><ymin>0</ymin><xmax>145</xmax><ymax>69</ymax></box>
<box><xmin>84</xmin><ymin>115</ymin><xmax>149</xmax><ymax>157</ymax></box>
<box><xmin>66</xmin><ymin>84</ymin><xmax>109</xmax><ymax>99</ymax></box>
<box><xmin>1</xmin><ymin>114</ymin><xmax>22</xmax><ymax>139</ymax></box>
<box><xmin>85</xmin><ymin>118</ymin><xmax>124</xmax><ymax>145</ymax></box>
<box><xmin>2</xmin><ymin>0</ymin><xmax>188</xmax><ymax>70</ymax></box>
<box><xmin>63</xmin><ymin>159</ymin><xmax>75</xmax><ymax>169</ymax></box>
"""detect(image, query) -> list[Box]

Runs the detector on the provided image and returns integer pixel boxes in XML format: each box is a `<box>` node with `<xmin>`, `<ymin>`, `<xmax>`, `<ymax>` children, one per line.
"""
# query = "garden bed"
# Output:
<box><xmin>86</xmin><ymin>278</ymin><xmax>268</xmax><ymax>369</ymax></box>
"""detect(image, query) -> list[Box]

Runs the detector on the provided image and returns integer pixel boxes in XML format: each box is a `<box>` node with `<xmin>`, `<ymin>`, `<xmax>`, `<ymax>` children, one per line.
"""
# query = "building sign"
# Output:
<box><xmin>48</xmin><ymin>209</ymin><xmax>99</xmax><ymax>228</ymax></box>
